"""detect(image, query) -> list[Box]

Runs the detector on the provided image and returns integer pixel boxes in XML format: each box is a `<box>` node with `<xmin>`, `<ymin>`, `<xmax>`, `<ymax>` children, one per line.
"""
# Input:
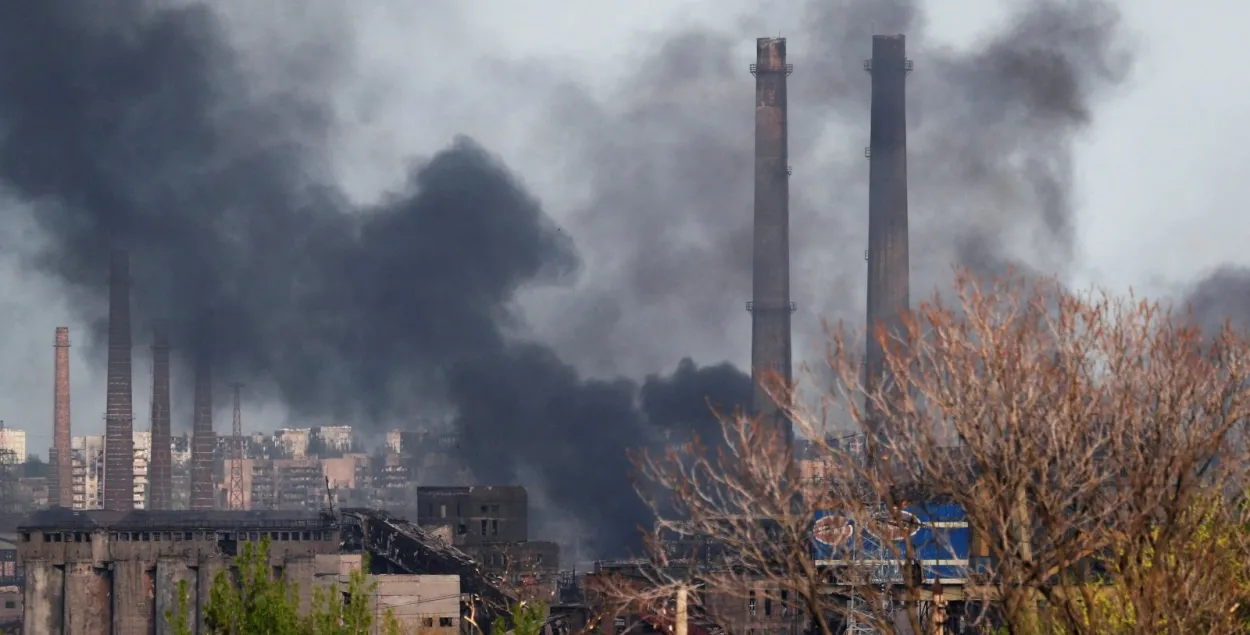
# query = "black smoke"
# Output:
<box><xmin>1182</xmin><ymin>267</ymin><xmax>1250</xmax><ymax>335</ymax></box>
<box><xmin>526</xmin><ymin>0</ymin><xmax>1132</xmax><ymax>374</ymax></box>
<box><xmin>0</xmin><ymin>2</ymin><xmax>745</xmax><ymax>554</ymax></box>
<box><xmin>0</xmin><ymin>0</ymin><xmax>1137</xmax><ymax>555</ymax></box>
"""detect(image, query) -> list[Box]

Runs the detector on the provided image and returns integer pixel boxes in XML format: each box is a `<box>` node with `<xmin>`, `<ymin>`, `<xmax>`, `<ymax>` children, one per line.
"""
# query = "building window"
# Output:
<box><xmin>3</xmin><ymin>601</ymin><xmax>13</xmax><ymax>609</ymax></box>
<box><xmin>749</xmin><ymin>590</ymin><xmax>757</xmax><ymax>616</ymax></box>
<box><xmin>457</xmin><ymin>523</ymin><xmax>467</xmax><ymax>535</ymax></box>
<box><xmin>480</xmin><ymin>520</ymin><xmax>487</xmax><ymax>535</ymax></box>
<box><xmin>613</xmin><ymin>617</ymin><xmax>626</xmax><ymax>629</ymax></box>
<box><xmin>440</xmin><ymin>504</ymin><xmax>447</xmax><ymax>518</ymax></box>
<box><xmin>490</xmin><ymin>520</ymin><xmax>498</xmax><ymax>536</ymax></box>
<box><xmin>764</xmin><ymin>593</ymin><xmax>772</xmax><ymax>616</ymax></box>
<box><xmin>439</xmin><ymin>617</ymin><xmax>454</xmax><ymax>627</ymax></box>
<box><xmin>423</xmin><ymin>618</ymin><xmax>435</xmax><ymax>627</ymax></box>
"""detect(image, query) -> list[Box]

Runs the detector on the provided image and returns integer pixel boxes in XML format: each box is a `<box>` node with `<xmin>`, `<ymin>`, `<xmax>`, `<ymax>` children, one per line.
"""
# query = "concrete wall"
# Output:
<box><xmin>20</xmin><ymin>526</ymin><xmax>340</xmax><ymax>634</ymax></box>
<box><xmin>313</xmin><ymin>555</ymin><xmax>461</xmax><ymax>635</ymax></box>
<box><xmin>155</xmin><ymin>557</ymin><xmax>196</xmax><ymax>635</ymax></box>
<box><xmin>114</xmin><ymin>558</ymin><xmax>155</xmax><ymax>634</ymax></box>
<box><xmin>65</xmin><ymin>562</ymin><xmax>110</xmax><ymax>635</ymax></box>
<box><xmin>417</xmin><ymin>486</ymin><xmax>528</xmax><ymax>545</ymax></box>
<box><xmin>24</xmin><ymin>560</ymin><xmax>63</xmax><ymax>634</ymax></box>
<box><xmin>197</xmin><ymin>556</ymin><xmax>228</xmax><ymax>633</ymax></box>
<box><xmin>0</xmin><ymin>589</ymin><xmax>20</xmax><ymax>635</ymax></box>
<box><xmin>373</xmin><ymin>574</ymin><xmax>460</xmax><ymax>635</ymax></box>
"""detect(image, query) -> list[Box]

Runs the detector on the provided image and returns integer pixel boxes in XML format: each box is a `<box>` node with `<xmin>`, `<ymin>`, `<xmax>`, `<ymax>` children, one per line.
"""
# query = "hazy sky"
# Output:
<box><xmin>2</xmin><ymin>0</ymin><xmax>1246</xmax><ymax>458</ymax></box>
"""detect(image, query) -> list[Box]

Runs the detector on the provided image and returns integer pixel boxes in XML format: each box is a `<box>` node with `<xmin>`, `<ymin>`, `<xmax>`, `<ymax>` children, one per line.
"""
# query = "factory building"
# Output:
<box><xmin>414</xmin><ymin>486</ymin><xmax>560</xmax><ymax>579</ymax></box>
<box><xmin>16</xmin><ymin>508</ymin><xmax>462</xmax><ymax>635</ymax></box>
<box><xmin>18</xmin><ymin>508</ymin><xmax>340</xmax><ymax>634</ymax></box>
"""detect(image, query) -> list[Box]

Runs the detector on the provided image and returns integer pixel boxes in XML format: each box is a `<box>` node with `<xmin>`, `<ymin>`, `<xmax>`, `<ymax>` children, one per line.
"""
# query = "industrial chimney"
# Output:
<box><xmin>190</xmin><ymin>355</ymin><xmax>215</xmax><ymax>510</ymax></box>
<box><xmin>149</xmin><ymin>331</ymin><xmax>173</xmax><ymax>510</ymax></box>
<box><xmin>864</xmin><ymin>35</ymin><xmax>911</xmax><ymax>409</ymax></box>
<box><xmin>103</xmin><ymin>250</ymin><xmax>135</xmax><ymax>510</ymax></box>
<box><xmin>51</xmin><ymin>327</ymin><xmax>72</xmax><ymax>508</ymax></box>
<box><xmin>748</xmin><ymin>37</ymin><xmax>795</xmax><ymax>444</ymax></box>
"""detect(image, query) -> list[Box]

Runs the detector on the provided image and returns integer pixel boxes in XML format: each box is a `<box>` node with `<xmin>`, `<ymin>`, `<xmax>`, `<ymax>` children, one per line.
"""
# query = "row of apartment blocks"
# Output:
<box><xmin>20</xmin><ymin>425</ymin><xmax>465</xmax><ymax>514</ymax></box>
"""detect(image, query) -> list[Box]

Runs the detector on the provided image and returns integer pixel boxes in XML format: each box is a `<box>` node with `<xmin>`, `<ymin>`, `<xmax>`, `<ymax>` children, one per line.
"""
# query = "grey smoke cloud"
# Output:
<box><xmin>0</xmin><ymin>0</ymin><xmax>1136</xmax><ymax>554</ymax></box>
<box><xmin>0</xmin><ymin>1</ymin><xmax>744</xmax><ymax>554</ymax></box>
<box><xmin>516</xmin><ymin>0</ymin><xmax>1132</xmax><ymax>380</ymax></box>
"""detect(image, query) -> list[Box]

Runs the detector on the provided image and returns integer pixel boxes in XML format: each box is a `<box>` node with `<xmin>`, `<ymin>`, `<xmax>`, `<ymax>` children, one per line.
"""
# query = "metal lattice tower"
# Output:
<box><xmin>839</xmin><ymin>433</ymin><xmax>900</xmax><ymax>635</ymax></box>
<box><xmin>228</xmin><ymin>382</ymin><xmax>245</xmax><ymax>510</ymax></box>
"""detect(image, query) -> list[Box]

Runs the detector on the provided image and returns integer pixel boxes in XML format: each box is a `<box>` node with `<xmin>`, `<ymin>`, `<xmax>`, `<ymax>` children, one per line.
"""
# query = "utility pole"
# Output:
<box><xmin>675</xmin><ymin>586</ymin><xmax>688</xmax><ymax>635</ymax></box>
<box><xmin>228</xmin><ymin>383</ymin><xmax>245</xmax><ymax>510</ymax></box>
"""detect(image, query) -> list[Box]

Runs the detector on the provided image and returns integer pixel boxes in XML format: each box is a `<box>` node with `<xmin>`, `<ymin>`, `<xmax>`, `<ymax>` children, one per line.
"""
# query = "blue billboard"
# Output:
<box><xmin>811</xmin><ymin>504</ymin><xmax>970</xmax><ymax>583</ymax></box>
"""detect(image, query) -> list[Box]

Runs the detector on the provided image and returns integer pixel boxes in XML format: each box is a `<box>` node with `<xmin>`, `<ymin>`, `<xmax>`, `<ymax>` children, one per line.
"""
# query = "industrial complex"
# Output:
<box><xmin>4</xmin><ymin>33</ymin><xmax>946</xmax><ymax>635</ymax></box>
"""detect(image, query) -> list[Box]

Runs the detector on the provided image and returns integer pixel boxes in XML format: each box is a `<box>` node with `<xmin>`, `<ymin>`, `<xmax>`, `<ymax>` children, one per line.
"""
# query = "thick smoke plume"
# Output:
<box><xmin>532</xmin><ymin>0</ymin><xmax>1131</xmax><ymax>376</ymax></box>
<box><xmin>0</xmin><ymin>1</ymin><xmax>742</xmax><ymax>554</ymax></box>
<box><xmin>1183</xmin><ymin>267</ymin><xmax>1250</xmax><ymax>334</ymax></box>
<box><xmin>0</xmin><ymin>1</ymin><xmax>1130</xmax><ymax>555</ymax></box>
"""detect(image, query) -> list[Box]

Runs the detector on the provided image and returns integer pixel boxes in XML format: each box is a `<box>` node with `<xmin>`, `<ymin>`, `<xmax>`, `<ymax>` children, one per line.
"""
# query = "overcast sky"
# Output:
<box><xmin>1</xmin><ymin>0</ymin><xmax>1246</xmax><ymax>458</ymax></box>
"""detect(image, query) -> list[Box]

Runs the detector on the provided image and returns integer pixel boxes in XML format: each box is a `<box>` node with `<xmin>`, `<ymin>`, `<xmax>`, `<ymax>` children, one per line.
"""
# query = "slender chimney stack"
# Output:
<box><xmin>864</xmin><ymin>35</ymin><xmax>911</xmax><ymax>409</ymax></box>
<box><xmin>149</xmin><ymin>331</ymin><xmax>173</xmax><ymax>510</ymax></box>
<box><xmin>748</xmin><ymin>38</ymin><xmax>795</xmax><ymax>444</ymax></box>
<box><xmin>190</xmin><ymin>354</ymin><xmax>215</xmax><ymax>510</ymax></box>
<box><xmin>51</xmin><ymin>327</ymin><xmax>72</xmax><ymax>508</ymax></box>
<box><xmin>103</xmin><ymin>250</ymin><xmax>135</xmax><ymax>510</ymax></box>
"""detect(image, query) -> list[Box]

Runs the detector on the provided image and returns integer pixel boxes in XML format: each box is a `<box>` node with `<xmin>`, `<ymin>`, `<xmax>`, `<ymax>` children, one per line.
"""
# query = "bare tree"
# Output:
<box><xmin>611</xmin><ymin>270</ymin><xmax>1250</xmax><ymax>635</ymax></box>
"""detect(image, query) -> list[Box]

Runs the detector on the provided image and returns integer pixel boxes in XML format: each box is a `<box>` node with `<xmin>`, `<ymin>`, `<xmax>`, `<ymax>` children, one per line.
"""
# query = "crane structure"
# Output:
<box><xmin>228</xmin><ymin>382</ymin><xmax>245</xmax><ymax>510</ymax></box>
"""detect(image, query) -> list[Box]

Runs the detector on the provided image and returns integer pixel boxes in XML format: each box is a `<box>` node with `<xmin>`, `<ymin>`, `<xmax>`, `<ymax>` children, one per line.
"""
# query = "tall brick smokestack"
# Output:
<box><xmin>190</xmin><ymin>355</ymin><xmax>215</xmax><ymax>510</ymax></box>
<box><xmin>103</xmin><ymin>249</ymin><xmax>134</xmax><ymax>510</ymax></box>
<box><xmin>864</xmin><ymin>35</ymin><xmax>911</xmax><ymax>407</ymax></box>
<box><xmin>748</xmin><ymin>38</ymin><xmax>794</xmax><ymax>444</ymax></box>
<box><xmin>149</xmin><ymin>331</ymin><xmax>173</xmax><ymax>510</ymax></box>
<box><xmin>51</xmin><ymin>327</ymin><xmax>72</xmax><ymax>508</ymax></box>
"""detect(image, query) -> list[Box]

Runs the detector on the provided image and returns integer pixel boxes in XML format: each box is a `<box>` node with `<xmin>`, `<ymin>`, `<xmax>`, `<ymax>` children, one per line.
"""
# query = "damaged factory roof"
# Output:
<box><xmin>19</xmin><ymin>508</ymin><xmax>336</xmax><ymax>532</ymax></box>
